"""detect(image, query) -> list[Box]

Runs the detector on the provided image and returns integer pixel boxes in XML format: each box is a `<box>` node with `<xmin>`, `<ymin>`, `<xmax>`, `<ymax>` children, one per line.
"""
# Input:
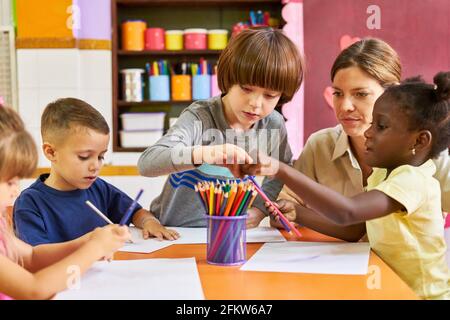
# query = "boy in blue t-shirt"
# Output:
<box><xmin>14</xmin><ymin>98</ymin><xmax>179</xmax><ymax>245</ymax></box>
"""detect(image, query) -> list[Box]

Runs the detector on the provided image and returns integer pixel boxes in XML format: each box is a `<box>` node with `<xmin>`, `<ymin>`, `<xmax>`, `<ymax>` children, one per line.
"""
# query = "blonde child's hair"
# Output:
<box><xmin>217</xmin><ymin>28</ymin><xmax>304</xmax><ymax>106</ymax></box>
<box><xmin>0</xmin><ymin>105</ymin><xmax>38</xmax><ymax>263</ymax></box>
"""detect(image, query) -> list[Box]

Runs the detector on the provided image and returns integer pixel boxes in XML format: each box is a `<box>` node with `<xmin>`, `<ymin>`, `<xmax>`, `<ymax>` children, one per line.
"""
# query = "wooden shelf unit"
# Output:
<box><xmin>112</xmin><ymin>0</ymin><xmax>282</xmax><ymax>152</ymax></box>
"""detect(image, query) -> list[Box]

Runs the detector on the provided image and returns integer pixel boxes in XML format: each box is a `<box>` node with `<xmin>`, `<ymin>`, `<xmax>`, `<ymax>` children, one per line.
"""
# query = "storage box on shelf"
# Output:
<box><xmin>120</xmin><ymin>130</ymin><xmax>164</xmax><ymax>148</ymax></box>
<box><xmin>120</xmin><ymin>112</ymin><xmax>165</xmax><ymax>130</ymax></box>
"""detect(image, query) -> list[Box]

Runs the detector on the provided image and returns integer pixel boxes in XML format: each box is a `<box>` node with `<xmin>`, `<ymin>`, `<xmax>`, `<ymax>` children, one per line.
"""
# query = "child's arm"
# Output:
<box><xmin>137</xmin><ymin>109</ymin><xmax>252</xmax><ymax>177</ymax></box>
<box><xmin>131</xmin><ymin>208</ymin><xmax>179</xmax><ymax>240</ymax></box>
<box><xmin>138</xmin><ymin>110</ymin><xmax>200</xmax><ymax>177</ymax></box>
<box><xmin>267</xmin><ymin>200</ymin><xmax>366</xmax><ymax>242</ymax></box>
<box><xmin>275</xmin><ymin>161</ymin><xmax>403</xmax><ymax>225</ymax></box>
<box><xmin>17</xmin><ymin>232</ymin><xmax>91</xmax><ymax>273</ymax></box>
<box><xmin>0</xmin><ymin>225</ymin><xmax>130</xmax><ymax>300</ymax></box>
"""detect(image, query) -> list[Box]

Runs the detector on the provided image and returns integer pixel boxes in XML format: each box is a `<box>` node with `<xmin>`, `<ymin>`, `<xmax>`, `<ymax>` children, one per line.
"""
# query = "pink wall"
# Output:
<box><xmin>303</xmin><ymin>0</ymin><xmax>450</xmax><ymax>142</ymax></box>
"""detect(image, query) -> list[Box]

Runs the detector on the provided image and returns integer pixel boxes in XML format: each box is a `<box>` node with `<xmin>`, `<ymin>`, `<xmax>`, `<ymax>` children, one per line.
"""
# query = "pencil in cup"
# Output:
<box><xmin>205</xmin><ymin>185</ymin><xmax>256</xmax><ymax>260</ymax></box>
<box><xmin>214</xmin><ymin>188</ymin><xmax>255</xmax><ymax>260</ymax></box>
<box><xmin>195</xmin><ymin>180</ymin><xmax>257</xmax><ymax>265</ymax></box>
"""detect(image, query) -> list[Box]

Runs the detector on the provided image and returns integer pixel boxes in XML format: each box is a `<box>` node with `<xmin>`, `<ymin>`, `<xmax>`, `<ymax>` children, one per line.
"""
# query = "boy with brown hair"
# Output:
<box><xmin>14</xmin><ymin>98</ymin><xmax>179</xmax><ymax>245</ymax></box>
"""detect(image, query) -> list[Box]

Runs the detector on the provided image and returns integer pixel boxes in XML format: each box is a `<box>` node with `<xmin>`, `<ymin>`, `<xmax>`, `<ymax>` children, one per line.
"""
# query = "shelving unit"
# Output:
<box><xmin>112</xmin><ymin>0</ymin><xmax>283</xmax><ymax>152</ymax></box>
<box><xmin>118</xmin><ymin>49</ymin><xmax>222</xmax><ymax>56</ymax></box>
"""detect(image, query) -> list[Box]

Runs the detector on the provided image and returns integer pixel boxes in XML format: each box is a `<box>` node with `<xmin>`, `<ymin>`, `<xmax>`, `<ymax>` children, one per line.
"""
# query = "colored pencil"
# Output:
<box><xmin>120</xmin><ymin>189</ymin><xmax>144</xmax><ymax>226</ymax></box>
<box><xmin>248</xmin><ymin>176</ymin><xmax>302</xmax><ymax>238</ymax></box>
<box><xmin>85</xmin><ymin>200</ymin><xmax>113</xmax><ymax>224</ymax></box>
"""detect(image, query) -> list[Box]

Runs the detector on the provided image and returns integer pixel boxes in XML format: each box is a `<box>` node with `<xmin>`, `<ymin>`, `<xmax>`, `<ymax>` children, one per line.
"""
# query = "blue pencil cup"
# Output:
<box><xmin>192</xmin><ymin>74</ymin><xmax>211</xmax><ymax>100</ymax></box>
<box><xmin>149</xmin><ymin>75</ymin><xmax>170</xmax><ymax>101</ymax></box>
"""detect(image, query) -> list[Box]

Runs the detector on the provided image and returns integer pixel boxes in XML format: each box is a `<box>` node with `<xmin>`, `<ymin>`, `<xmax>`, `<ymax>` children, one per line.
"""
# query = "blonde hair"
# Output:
<box><xmin>0</xmin><ymin>105</ymin><xmax>37</xmax><ymax>263</ymax></box>
<box><xmin>331</xmin><ymin>38</ymin><xmax>401</xmax><ymax>88</ymax></box>
<box><xmin>217</xmin><ymin>28</ymin><xmax>304</xmax><ymax>106</ymax></box>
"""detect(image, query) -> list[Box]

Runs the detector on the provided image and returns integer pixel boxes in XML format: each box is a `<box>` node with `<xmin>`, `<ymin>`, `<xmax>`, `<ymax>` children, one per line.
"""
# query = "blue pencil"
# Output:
<box><xmin>120</xmin><ymin>189</ymin><xmax>144</xmax><ymax>225</ymax></box>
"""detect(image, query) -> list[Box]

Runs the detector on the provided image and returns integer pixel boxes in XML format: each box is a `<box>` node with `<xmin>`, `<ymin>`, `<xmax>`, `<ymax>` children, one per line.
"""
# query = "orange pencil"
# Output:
<box><xmin>236</xmin><ymin>181</ymin><xmax>244</xmax><ymax>200</ymax></box>
<box><xmin>197</xmin><ymin>182</ymin><xmax>206</xmax><ymax>202</ymax></box>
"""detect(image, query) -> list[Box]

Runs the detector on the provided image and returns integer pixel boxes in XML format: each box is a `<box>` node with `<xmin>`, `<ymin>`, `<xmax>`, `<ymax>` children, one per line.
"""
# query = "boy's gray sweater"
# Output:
<box><xmin>137</xmin><ymin>95</ymin><xmax>293</xmax><ymax>227</ymax></box>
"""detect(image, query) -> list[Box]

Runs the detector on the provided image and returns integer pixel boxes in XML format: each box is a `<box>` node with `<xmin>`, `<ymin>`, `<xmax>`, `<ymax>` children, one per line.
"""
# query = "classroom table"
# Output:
<box><xmin>115</xmin><ymin>226</ymin><xmax>418</xmax><ymax>300</ymax></box>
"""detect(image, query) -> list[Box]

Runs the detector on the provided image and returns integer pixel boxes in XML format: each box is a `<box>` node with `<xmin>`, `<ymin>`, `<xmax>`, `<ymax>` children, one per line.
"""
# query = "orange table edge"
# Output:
<box><xmin>115</xmin><ymin>226</ymin><xmax>418</xmax><ymax>300</ymax></box>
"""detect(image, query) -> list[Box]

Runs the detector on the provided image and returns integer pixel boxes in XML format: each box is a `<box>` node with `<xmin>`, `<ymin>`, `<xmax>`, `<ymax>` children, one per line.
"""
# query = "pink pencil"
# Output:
<box><xmin>248</xmin><ymin>176</ymin><xmax>302</xmax><ymax>238</ymax></box>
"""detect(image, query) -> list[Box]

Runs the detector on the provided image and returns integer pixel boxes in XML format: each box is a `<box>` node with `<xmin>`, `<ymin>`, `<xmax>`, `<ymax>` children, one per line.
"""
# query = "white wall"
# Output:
<box><xmin>16</xmin><ymin>48</ymin><xmax>142</xmax><ymax>167</ymax></box>
<box><xmin>16</xmin><ymin>48</ymin><xmax>167</xmax><ymax>205</ymax></box>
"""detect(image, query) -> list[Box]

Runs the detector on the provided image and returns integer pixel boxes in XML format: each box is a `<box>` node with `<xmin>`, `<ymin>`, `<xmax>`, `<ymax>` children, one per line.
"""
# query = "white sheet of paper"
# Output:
<box><xmin>120</xmin><ymin>226</ymin><xmax>286</xmax><ymax>253</ymax></box>
<box><xmin>171</xmin><ymin>226</ymin><xmax>286</xmax><ymax>244</ymax></box>
<box><xmin>246</xmin><ymin>227</ymin><xmax>287</xmax><ymax>243</ymax></box>
<box><xmin>119</xmin><ymin>227</ymin><xmax>174</xmax><ymax>253</ymax></box>
<box><xmin>56</xmin><ymin>258</ymin><xmax>204</xmax><ymax>300</ymax></box>
<box><xmin>240</xmin><ymin>241</ymin><xmax>371</xmax><ymax>275</ymax></box>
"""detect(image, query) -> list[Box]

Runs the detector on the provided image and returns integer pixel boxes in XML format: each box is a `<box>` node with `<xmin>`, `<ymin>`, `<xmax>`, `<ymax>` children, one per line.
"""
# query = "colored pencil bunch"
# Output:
<box><xmin>196</xmin><ymin>180</ymin><xmax>256</xmax><ymax>265</ymax></box>
<box><xmin>195</xmin><ymin>180</ymin><xmax>258</xmax><ymax>217</ymax></box>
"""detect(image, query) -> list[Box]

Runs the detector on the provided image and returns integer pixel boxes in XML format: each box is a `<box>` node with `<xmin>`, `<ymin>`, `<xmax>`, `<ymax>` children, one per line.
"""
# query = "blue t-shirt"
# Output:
<box><xmin>14</xmin><ymin>174</ymin><xmax>142</xmax><ymax>245</ymax></box>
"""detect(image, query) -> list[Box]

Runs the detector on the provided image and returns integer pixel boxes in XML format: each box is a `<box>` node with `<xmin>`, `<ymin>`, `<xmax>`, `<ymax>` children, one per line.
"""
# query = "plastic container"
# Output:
<box><xmin>192</xmin><ymin>74</ymin><xmax>211</xmax><ymax>100</ymax></box>
<box><xmin>120</xmin><ymin>69</ymin><xmax>145</xmax><ymax>102</ymax></box>
<box><xmin>120</xmin><ymin>130</ymin><xmax>163</xmax><ymax>148</ymax></box>
<box><xmin>206</xmin><ymin>214</ymin><xmax>247</xmax><ymax>266</ymax></box>
<box><xmin>144</xmin><ymin>28</ymin><xmax>165</xmax><ymax>50</ymax></box>
<box><xmin>207</xmin><ymin>29</ymin><xmax>228</xmax><ymax>50</ymax></box>
<box><xmin>171</xmin><ymin>75</ymin><xmax>191</xmax><ymax>101</ymax></box>
<box><xmin>121</xmin><ymin>20</ymin><xmax>146</xmax><ymax>51</ymax></box>
<box><xmin>120</xmin><ymin>112</ymin><xmax>165</xmax><ymax>131</ymax></box>
<box><xmin>165</xmin><ymin>30</ymin><xmax>183</xmax><ymax>50</ymax></box>
<box><xmin>149</xmin><ymin>75</ymin><xmax>170</xmax><ymax>101</ymax></box>
<box><xmin>184</xmin><ymin>28</ymin><xmax>207</xmax><ymax>50</ymax></box>
<box><xmin>210</xmin><ymin>74</ymin><xmax>221</xmax><ymax>97</ymax></box>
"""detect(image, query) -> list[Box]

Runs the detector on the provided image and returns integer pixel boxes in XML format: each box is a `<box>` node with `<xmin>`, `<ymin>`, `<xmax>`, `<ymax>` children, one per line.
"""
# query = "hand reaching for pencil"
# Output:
<box><xmin>193</xmin><ymin>144</ymin><xmax>253</xmax><ymax>177</ymax></box>
<box><xmin>224</xmin><ymin>152</ymin><xmax>281</xmax><ymax>179</ymax></box>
